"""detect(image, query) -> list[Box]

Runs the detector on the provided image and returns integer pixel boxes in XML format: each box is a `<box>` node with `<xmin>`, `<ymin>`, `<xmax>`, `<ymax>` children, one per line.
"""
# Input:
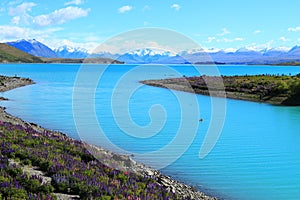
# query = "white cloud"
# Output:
<box><xmin>0</xmin><ymin>25</ymin><xmax>29</xmax><ymax>39</ymax></box>
<box><xmin>171</xmin><ymin>4</ymin><xmax>180</xmax><ymax>11</ymax></box>
<box><xmin>288</xmin><ymin>26</ymin><xmax>300</xmax><ymax>32</ymax></box>
<box><xmin>34</xmin><ymin>6</ymin><xmax>90</xmax><ymax>26</ymax></box>
<box><xmin>206</xmin><ymin>37</ymin><xmax>216</xmax><ymax>43</ymax></box>
<box><xmin>11</xmin><ymin>16</ymin><xmax>20</xmax><ymax>24</ymax></box>
<box><xmin>279</xmin><ymin>36</ymin><xmax>288</xmax><ymax>42</ymax></box>
<box><xmin>253</xmin><ymin>30</ymin><xmax>261</xmax><ymax>34</ymax></box>
<box><xmin>245</xmin><ymin>41</ymin><xmax>275</xmax><ymax>51</ymax></box>
<box><xmin>0</xmin><ymin>25</ymin><xmax>61</xmax><ymax>41</ymax></box>
<box><xmin>217</xmin><ymin>28</ymin><xmax>230</xmax><ymax>36</ymax></box>
<box><xmin>9</xmin><ymin>2</ymin><xmax>36</xmax><ymax>15</ymax></box>
<box><xmin>8</xmin><ymin>2</ymin><xmax>90</xmax><ymax>26</ymax></box>
<box><xmin>118</xmin><ymin>5</ymin><xmax>132</xmax><ymax>13</ymax></box>
<box><xmin>65</xmin><ymin>0</ymin><xmax>85</xmax><ymax>6</ymax></box>
<box><xmin>8</xmin><ymin>2</ymin><xmax>36</xmax><ymax>25</ymax></box>
<box><xmin>204</xmin><ymin>28</ymin><xmax>242</xmax><ymax>44</ymax></box>
<box><xmin>221</xmin><ymin>37</ymin><xmax>244</xmax><ymax>42</ymax></box>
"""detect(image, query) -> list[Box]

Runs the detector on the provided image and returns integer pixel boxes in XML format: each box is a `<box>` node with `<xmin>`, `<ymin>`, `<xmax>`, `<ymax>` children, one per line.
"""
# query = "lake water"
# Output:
<box><xmin>1</xmin><ymin>64</ymin><xmax>300</xmax><ymax>200</ymax></box>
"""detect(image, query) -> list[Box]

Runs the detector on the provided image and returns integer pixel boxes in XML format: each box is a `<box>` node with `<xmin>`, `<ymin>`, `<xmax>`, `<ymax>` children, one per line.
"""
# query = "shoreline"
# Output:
<box><xmin>0</xmin><ymin>76</ymin><xmax>218</xmax><ymax>199</ymax></box>
<box><xmin>141</xmin><ymin>74</ymin><xmax>300</xmax><ymax>106</ymax></box>
<box><xmin>0</xmin><ymin>75</ymin><xmax>35</xmax><ymax>92</ymax></box>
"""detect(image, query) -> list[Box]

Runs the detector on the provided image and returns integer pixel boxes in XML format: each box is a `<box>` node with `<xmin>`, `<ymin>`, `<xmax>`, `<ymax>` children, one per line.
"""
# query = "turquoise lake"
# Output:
<box><xmin>1</xmin><ymin>64</ymin><xmax>300</xmax><ymax>199</ymax></box>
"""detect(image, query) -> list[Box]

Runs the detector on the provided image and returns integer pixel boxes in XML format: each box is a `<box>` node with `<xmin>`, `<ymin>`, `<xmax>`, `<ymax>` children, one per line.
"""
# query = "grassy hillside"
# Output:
<box><xmin>141</xmin><ymin>74</ymin><xmax>300</xmax><ymax>106</ymax></box>
<box><xmin>0</xmin><ymin>43</ymin><xmax>43</xmax><ymax>63</ymax></box>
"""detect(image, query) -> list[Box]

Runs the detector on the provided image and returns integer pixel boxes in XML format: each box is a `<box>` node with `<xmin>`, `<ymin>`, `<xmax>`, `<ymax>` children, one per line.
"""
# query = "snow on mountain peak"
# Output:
<box><xmin>56</xmin><ymin>45</ymin><xmax>88</xmax><ymax>53</ymax></box>
<box><xmin>127</xmin><ymin>48</ymin><xmax>175</xmax><ymax>56</ymax></box>
<box><xmin>27</xmin><ymin>39</ymin><xmax>38</xmax><ymax>44</ymax></box>
<box><xmin>54</xmin><ymin>45</ymin><xmax>89</xmax><ymax>58</ymax></box>
<box><xmin>223</xmin><ymin>48</ymin><xmax>237</xmax><ymax>53</ymax></box>
<box><xmin>236</xmin><ymin>47</ymin><xmax>254</xmax><ymax>53</ymax></box>
<box><xmin>268</xmin><ymin>46</ymin><xmax>290</xmax><ymax>52</ymax></box>
<box><xmin>14</xmin><ymin>39</ymin><xmax>38</xmax><ymax>44</ymax></box>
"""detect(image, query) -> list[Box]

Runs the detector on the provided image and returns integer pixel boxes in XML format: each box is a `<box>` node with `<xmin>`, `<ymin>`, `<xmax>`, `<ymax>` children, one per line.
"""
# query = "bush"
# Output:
<box><xmin>7</xmin><ymin>188</ymin><xmax>27</xmax><ymax>199</ymax></box>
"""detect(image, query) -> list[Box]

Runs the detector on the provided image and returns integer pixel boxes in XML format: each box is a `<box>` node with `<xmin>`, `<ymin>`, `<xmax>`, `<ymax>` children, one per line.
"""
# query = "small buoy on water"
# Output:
<box><xmin>199</xmin><ymin>118</ymin><xmax>203</xmax><ymax>122</ymax></box>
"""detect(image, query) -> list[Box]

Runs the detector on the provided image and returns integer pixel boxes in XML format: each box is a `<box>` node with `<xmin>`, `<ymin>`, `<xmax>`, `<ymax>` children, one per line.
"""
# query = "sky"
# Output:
<box><xmin>0</xmin><ymin>0</ymin><xmax>300</xmax><ymax>53</ymax></box>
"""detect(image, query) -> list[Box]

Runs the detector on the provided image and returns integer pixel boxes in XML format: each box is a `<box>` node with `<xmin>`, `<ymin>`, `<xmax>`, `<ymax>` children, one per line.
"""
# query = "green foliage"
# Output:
<box><xmin>150</xmin><ymin>74</ymin><xmax>300</xmax><ymax>105</ymax></box>
<box><xmin>100</xmin><ymin>196</ymin><xmax>112</xmax><ymax>200</ymax></box>
<box><xmin>22</xmin><ymin>158</ymin><xmax>32</xmax><ymax>166</ymax></box>
<box><xmin>116</xmin><ymin>173</ymin><xmax>128</xmax><ymax>184</ymax></box>
<box><xmin>6</xmin><ymin>188</ymin><xmax>27</xmax><ymax>199</ymax></box>
<box><xmin>7</xmin><ymin>167</ymin><xmax>22</xmax><ymax>177</ymax></box>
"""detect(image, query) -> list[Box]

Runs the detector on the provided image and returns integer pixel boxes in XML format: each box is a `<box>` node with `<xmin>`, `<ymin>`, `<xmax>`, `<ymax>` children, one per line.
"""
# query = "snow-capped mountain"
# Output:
<box><xmin>127</xmin><ymin>48</ymin><xmax>175</xmax><ymax>56</ymax></box>
<box><xmin>54</xmin><ymin>46</ymin><xmax>89</xmax><ymax>58</ymax></box>
<box><xmin>6</xmin><ymin>39</ymin><xmax>57</xmax><ymax>58</ymax></box>
<box><xmin>4</xmin><ymin>39</ymin><xmax>300</xmax><ymax>64</ymax></box>
<box><xmin>99</xmin><ymin>45</ymin><xmax>300</xmax><ymax>64</ymax></box>
<box><xmin>116</xmin><ymin>48</ymin><xmax>176</xmax><ymax>64</ymax></box>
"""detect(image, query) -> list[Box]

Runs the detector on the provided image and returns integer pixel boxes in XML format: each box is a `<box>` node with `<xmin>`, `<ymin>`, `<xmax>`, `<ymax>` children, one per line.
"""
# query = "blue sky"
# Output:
<box><xmin>0</xmin><ymin>0</ymin><xmax>300</xmax><ymax>52</ymax></box>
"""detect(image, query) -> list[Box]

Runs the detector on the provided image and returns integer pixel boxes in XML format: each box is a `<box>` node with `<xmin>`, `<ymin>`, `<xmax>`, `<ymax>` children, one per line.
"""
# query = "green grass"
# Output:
<box><xmin>141</xmin><ymin>74</ymin><xmax>300</xmax><ymax>105</ymax></box>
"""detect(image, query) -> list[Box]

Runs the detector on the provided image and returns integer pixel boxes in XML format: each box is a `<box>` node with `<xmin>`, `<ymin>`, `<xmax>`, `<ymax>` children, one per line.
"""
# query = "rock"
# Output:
<box><xmin>54</xmin><ymin>193</ymin><xmax>80</xmax><ymax>200</ymax></box>
<box><xmin>145</xmin><ymin>168</ymin><xmax>154</xmax><ymax>176</ymax></box>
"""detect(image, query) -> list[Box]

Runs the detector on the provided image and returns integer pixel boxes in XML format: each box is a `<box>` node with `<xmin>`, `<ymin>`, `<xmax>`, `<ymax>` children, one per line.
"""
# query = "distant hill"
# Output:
<box><xmin>41</xmin><ymin>57</ymin><xmax>124</xmax><ymax>64</ymax></box>
<box><xmin>0</xmin><ymin>43</ymin><xmax>43</xmax><ymax>63</ymax></box>
<box><xmin>6</xmin><ymin>39</ymin><xmax>57</xmax><ymax>58</ymax></box>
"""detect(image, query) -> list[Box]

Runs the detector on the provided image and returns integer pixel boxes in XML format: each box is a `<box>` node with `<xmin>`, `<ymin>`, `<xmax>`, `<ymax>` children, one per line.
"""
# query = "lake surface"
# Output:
<box><xmin>1</xmin><ymin>64</ymin><xmax>300</xmax><ymax>199</ymax></box>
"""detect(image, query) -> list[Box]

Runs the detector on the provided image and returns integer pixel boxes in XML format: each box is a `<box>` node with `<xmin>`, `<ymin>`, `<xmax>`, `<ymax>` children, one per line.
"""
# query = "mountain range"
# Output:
<box><xmin>4</xmin><ymin>39</ymin><xmax>300</xmax><ymax>64</ymax></box>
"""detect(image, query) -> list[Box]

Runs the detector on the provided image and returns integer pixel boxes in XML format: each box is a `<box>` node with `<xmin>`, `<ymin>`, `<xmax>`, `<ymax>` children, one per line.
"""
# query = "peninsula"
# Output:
<box><xmin>141</xmin><ymin>74</ymin><xmax>300</xmax><ymax>106</ymax></box>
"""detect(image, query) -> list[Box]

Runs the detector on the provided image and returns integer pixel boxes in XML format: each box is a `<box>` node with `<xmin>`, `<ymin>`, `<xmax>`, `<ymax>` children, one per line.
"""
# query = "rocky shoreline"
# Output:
<box><xmin>0</xmin><ymin>75</ymin><xmax>35</xmax><ymax>92</ymax></box>
<box><xmin>0</xmin><ymin>75</ymin><xmax>218</xmax><ymax>199</ymax></box>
